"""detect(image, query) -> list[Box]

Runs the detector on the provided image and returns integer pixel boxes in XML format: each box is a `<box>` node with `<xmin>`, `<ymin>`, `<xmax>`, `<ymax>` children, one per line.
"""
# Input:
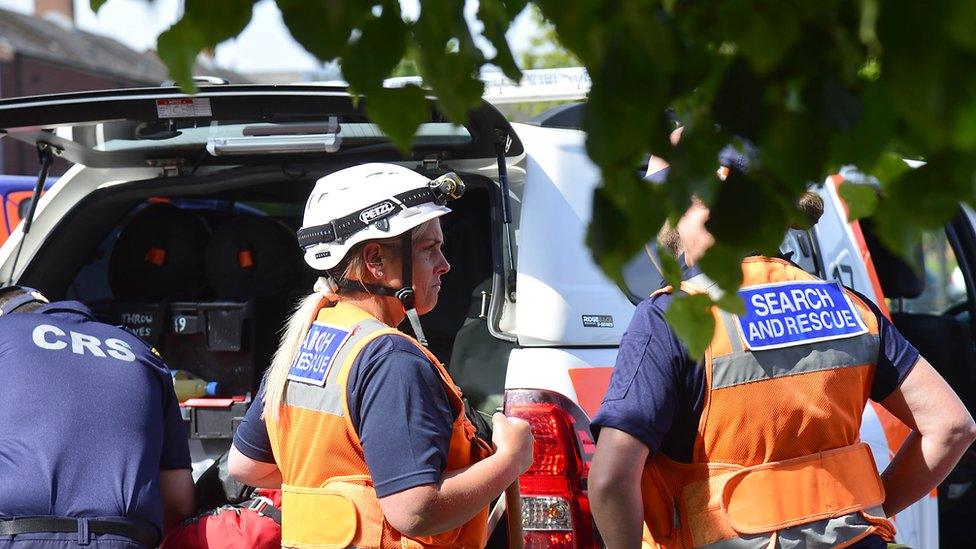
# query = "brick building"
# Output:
<box><xmin>0</xmin><ymin>0</ymin><xmax>243</xmax><ymax>175</ymax></box>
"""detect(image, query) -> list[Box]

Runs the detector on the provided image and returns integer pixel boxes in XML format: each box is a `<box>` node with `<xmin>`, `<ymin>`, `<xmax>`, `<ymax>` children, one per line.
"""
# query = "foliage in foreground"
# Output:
<box><xmin>91</xmin><ymin>0</ymin><xmax>976</xmax><ymax>356</ymax></box>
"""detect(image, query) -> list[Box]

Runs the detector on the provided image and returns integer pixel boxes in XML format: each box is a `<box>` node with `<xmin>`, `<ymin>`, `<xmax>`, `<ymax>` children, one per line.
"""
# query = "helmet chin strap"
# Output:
<box><xmin>394</xmin><ymin>230</ymin><xmax>428</xmax><ymax>347</ymax></box>
<box><xmin>335</xmin><ymin>230</ymin><xmax>428</xmax><ymax>346</ymax></box>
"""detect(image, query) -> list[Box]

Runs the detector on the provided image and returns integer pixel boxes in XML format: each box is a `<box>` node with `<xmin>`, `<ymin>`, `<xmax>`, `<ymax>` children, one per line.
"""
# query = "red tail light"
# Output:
<box><xmin>525</xmin><ymin>531</ymin><xmax>576</xmax><ymax>548</ymax></box>
<box><xmin>505</xmin><ymin>389</ymin><xmax>600</xmax><ymax>548</ymax></box>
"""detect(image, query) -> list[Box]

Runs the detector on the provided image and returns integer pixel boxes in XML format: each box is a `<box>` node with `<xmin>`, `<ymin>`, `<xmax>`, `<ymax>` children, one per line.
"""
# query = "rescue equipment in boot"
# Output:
<box><xmin>171</xmin><ymin>370</ymin><xmax>219</xmax><ymax>402</ymax></box>
<box><xmin>108</xmin><ymin>203</ymin><xmax>210</xmax><ymax>301</ymax></box>
<box><xmin>160</xmin><ymin>488</ymin><xmax>282</xmax><ymax>549</ymax></box>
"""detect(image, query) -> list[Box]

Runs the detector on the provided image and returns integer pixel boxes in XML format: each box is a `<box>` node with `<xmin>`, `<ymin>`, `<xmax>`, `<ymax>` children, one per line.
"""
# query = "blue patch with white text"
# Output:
<box><xmin>734</xmin><ymin>280</ymin><xmax>867</xmax><ymax>351</ymax></box>
<box><xmin>287</xmin><ymin>323</ymin><xmax>351</xmax><ymax>385</ymax></box>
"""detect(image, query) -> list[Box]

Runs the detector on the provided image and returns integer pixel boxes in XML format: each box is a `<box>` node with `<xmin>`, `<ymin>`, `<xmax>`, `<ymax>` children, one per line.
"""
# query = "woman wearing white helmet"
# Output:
<box><xmin>228</xmin><ymin>163</ymin><xmax>534</xmax><ymax>549</ymax></box>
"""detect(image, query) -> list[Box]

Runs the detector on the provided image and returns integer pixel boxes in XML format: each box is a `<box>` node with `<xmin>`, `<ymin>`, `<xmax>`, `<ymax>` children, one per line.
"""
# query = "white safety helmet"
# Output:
<box><xmin>297</xmin><ymin>163</ymin><xmax>465</xmax><ymax>346</ymax></box>
<box><xmin>298</xmin><ymin>163</ymin><xmax>463</xmax><ymax>272</ymax></box>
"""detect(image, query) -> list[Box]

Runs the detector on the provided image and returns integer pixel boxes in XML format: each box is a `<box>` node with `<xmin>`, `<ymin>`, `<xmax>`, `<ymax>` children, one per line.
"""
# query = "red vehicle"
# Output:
<box><xmin>0</xmin><ymin>174</ymin><xmax>54</xmax><ymax>245</ymax></box>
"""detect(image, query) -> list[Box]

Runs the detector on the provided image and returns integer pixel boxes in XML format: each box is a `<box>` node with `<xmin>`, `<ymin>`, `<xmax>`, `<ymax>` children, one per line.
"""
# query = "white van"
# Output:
<box><xmin>0</xmin><ymin>86</ymin><xmax>967</xmax><ymax>547</ymax></box>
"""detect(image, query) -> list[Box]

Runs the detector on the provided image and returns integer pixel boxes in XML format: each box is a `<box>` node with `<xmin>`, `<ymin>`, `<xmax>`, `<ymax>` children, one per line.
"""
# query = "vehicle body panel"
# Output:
<box><xmin>0</xmin><ymin>174</ymin><xmax>59</xmax><ymax>243</ymax></box>
<box><xmin>504</xmin><ymin>124</ymin><xmax>938</xmax><ymax>547</ymax></box>
<box><xmin>512</xmin><ymin>123</ymin><xmax>636</xmax><ymax>347</ymax></box>
<box><xmin>0</xmin><ymin>164</ymin><xmax>164</xmax><ymax>283</ymax></box>
<box><xmin>0</xmin><ymin>86</ymin><xmax>946</xmax><ymax>547</ymax></box>
<box><xmin>0</xmin><ymin>85</ymin><xmax>524</xmax><ymax>169</ymax></box>
<box><xmin>505</xmin><ymin>348</ymin><xmax>617</xmax><ymax>405</ymax></box>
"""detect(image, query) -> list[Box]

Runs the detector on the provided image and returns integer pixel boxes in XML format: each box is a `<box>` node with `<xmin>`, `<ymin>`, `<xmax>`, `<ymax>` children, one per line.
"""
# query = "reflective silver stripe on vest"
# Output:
<box><xmin>698</xmin><ymin>533</ymin><xmax>770</xmax><ymax>549</ymax></box>
<box><xmin>282</xmin><ymin>318</ymin><xmax>389</xmax><ymax>415</ymax></box>
<box><xmin>698</xmin><ymin>509</ymin><xmax>883</xmax><ymax>549</ymax></box>
<box><xmin>718</xmin><ymin>310</ymin><xmax>744</xmax><ymax>353</ymax></box>
<box><xmin>710</xmin><ymin>332</ymin><xmax>880</xmax><ymax>390</ymax></box>
<box><xmin>685</xmin><ymin>273</ymin><xmax>725</xmax><ymax>300</ymax></box>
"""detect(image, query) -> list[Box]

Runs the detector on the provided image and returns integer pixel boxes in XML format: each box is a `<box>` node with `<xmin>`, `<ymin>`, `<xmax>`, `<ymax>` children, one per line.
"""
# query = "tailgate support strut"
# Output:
<box><xmin>6</xmin><ymin>143</ymin><xmax>54</xmax><ymax>286</ymax></box>
<box><xmin>494</xmin><ymin>129</ymin><xmax>517</xmax><ymax>302</ymax></box>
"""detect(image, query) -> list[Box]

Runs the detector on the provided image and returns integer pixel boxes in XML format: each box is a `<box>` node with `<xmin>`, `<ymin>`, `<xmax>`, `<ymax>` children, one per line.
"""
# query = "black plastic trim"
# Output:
<box><xmin>0</xmin><ymin>85</ymin><xmax>524</xmax><ymax>167</ymax></box>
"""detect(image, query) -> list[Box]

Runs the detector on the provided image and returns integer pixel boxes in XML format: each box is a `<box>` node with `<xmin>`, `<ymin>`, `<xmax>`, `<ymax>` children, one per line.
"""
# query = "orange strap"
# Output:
<box><xmin>723</xmin><ymin>443</ymin><xmax>885</xmax><ymax>534</ymax></box>
<box><xmin>144</xmin><ymin>246</ymin><xmax>166</xmax><ymax>267</ymax></box>
<box><xmin>238</xmin><ymin>249</ymin><xmax>255</xmax><ymax>269</ymax></box>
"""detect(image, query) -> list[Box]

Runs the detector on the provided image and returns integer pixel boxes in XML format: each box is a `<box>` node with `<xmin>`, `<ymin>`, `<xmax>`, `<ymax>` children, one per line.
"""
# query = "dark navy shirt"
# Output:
<box><xmin>234</xmin><ymin>334</ymin><xmax>455</xmax><ymax>498</ymax></box>
<box><xmin>591</xmin><ymin>264</ymin><xmax>919</xmax><ymax>458</ymax></box>
<box><xmin>0</xmin><ymin>301</ymin><xmax>190</xmax><ymax>531</ymax></box>
<box><xmin>591</xmin><ymin>264</ymin><xmax>918</xmax><ymax>548</ymax></box>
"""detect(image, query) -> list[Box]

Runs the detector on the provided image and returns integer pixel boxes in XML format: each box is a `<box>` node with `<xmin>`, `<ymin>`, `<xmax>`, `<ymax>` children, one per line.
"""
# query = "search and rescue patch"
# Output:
<box><xmin>734</xmin><ymin>280</ymin><xmax>867</xmax><ymax>351</ymax></box>
<box><xmin>287</xmin><ymin>322</ymin><xmax>351</xmax><ymax>386</ymax></box>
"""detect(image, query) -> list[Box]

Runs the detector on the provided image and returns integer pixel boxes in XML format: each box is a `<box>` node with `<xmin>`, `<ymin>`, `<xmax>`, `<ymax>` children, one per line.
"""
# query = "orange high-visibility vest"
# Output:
<box><xmin>641</xmin><ymin>257</ymin><xmax>896</xmax><ymax>548</ymax></box>
<box><xmin>266</xmin><ymin>297</ymin><xmax>493</xmax><ymax>549</ymax></box>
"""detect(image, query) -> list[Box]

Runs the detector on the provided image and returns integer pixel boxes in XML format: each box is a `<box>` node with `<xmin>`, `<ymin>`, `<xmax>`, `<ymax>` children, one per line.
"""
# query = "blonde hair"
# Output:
<box><xmin>261</xmin><ymin>281</ymin><xmax>329</xmax><ymax>423</ymax></box>
<box><xmin>261</xmin><ymin>228</ymin><xmax>425</xmax><ymax>423</ymax></box>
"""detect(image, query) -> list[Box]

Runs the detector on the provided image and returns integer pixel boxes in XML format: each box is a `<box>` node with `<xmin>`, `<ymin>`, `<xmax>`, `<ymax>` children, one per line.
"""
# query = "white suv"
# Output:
<box><xmin>1</xmin><ymin>85</ymin><xmax>967</xmax><ymax>547</ymax></box>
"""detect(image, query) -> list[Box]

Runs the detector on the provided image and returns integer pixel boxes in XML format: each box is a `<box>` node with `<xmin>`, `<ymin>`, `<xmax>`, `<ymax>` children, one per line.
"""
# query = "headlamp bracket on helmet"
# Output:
<box><xmin>296</xmin><ymin>172</ymin><xmax>465</xmax><ymax>251</ymax></box>
<box><xmin>302</xmin><ymin>170</ymin><xmax>465</xmax><ymax>348</ymax></box>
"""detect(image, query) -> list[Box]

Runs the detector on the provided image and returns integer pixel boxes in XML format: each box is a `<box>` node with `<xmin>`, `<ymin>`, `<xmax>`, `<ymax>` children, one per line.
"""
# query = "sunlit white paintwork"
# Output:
<box><xmin>512</xmin><ymin>123</ymin><xmax>637</xmax><ymax>347</ymax></box>
<box><xmin>505</xmin><ymin>347</ymin><xmax>618</xmax><ymax>400</ymax></box>
<box><xmin>505</xmin><ymin>125</ymin><xmax>939</xmax><ymax>545</ymax></box>
<box><xmin>0</xmin><ymin>164</ymin><xmax>164</xmax><ymax>283</ymax></box>
<box><xmin>814</xmin><ymin>173</ymin><xmax>880</xmax><ymax>298</ymax></box>
<box><xmin>0</xmin><ymin>119</ymin><xmax>940</xmax><ymax>546</ymax></box>
<box><xmin>814</xmin><ymin>174</ymin><xmax>939</xmax><ymax>548</ymax></box>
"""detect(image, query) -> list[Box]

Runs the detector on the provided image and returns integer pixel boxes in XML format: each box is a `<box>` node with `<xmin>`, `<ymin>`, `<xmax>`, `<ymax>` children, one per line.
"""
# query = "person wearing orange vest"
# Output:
<box><xmin>227</xmin><ymin>163</ymin><xmax>534</xmax><ymax>548</ymax></box>
<box><xmin>589</xmin><ymin>187</ymin><xmax>976</xmax><ymax>548</ymax></box>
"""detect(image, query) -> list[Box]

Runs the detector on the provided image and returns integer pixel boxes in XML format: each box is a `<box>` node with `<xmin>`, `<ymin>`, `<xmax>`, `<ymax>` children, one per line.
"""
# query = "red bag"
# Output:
<box><xmin>160</xmin><ymin>489</ymin><xmax>282</xmax><ymax>548</ymax></box>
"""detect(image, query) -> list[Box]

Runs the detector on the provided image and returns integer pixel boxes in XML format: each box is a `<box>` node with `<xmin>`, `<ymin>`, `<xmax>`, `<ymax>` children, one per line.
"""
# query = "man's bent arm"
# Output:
<box><xmin>879</xmin><ymin>356</ymin><xmax>976</xmax><ymax>516</ymax></box>
<box><xmin>590</xmin><ymin>427</ymin><xmax>649</xmax><ymax>549</ymax></box>
<box><xmin>160</xmin><ymin>468</ymin><xmax>195</xmax><ymax>534</ymax></box>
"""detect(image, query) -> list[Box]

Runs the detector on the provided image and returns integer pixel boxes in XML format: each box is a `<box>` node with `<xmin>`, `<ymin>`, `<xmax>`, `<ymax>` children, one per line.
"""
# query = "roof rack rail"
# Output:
<box><xmin>160</xmin><ymin>75</ymin><xmax>230</xmax><ymax>87</ymax></box>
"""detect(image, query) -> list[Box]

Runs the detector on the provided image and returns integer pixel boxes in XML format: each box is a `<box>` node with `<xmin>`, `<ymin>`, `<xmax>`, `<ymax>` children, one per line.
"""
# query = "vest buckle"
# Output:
<box><xmin>247</xmin><ymin>495</ymin><xmax>275</xmax><ymax>517</ymax></box>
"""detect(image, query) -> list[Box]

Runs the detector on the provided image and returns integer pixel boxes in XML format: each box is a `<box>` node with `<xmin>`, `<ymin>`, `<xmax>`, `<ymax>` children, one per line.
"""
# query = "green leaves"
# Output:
<box><xmin>156</xmin><ymin>1</ymin><xmax>254</xmax><ymax>93</ymax></box>
<box><xmin>478</xmin><ymin>0</ymin><xmax>525</xmax><ymax>81</ymax></box>
<box><xmin>148</xmin><ymin>0</ymin><xmax>976</xmax><ymax>356</ymax></box>
<box><xmin>361</xmin><ymin>86</ymin><xmax>429</xmax><ymax>152</ymax></box>
<box><xmin>413</xmin><ymin>1</ymin><xmax>486</xmax><ymax>124</ymax></box>
<box><xmin>337</xmin><ymin>3</ymin><xmax>418</xmax><ymax>149</ymax></box>
<box><xmin>277</xmin><ymin>1</ymin><xmax>372</xmax><ymax>62</ymax></box>
<box><xmin>154</xmin><ymin>0</ymin><xmax>497</xmax><ymax>152</ymax></box>
<box><xmin>89</xmin><ymin>0</ymin><xmax>108</xmax><ymax>11</ymax></box>
<box><xmin>716</xmin><ymin>292</ymin><xmax>745</xmax><ymax>316</ymax></box>
<box><xmin>871</xmin><ymin>155</ymin><xmax>976</xmax><ymax>258</ymax></box>
<box><xmin>339</xmin><ymin>3</ymin><xmax>408</xmax><ymax>94</ymax></box>
<box><xmin>827</xmin><ymin>82</ymin><xmax>896</xmax><ymax>172</ymax></box>
<box><xmin>717</xmin><ymin>0</ymin><xmax>802</xmax><ymax>75</ymax></box>
<box><xmin>658</xmin><ymin>251</ymin><xmax>684</xmax><ymax>290</ymax></box>
<box><xmin>838</xmin><ymin>182</ymin><xmax>879</xmax><ymax>221</ymax></box>
<box><xmin>666</xmin><ymin>294</ymin><xmax>715</xmax><ymax>358</ymax></box>
<box><xmin>585</xmin><ymin>170</ymin><xmax>667</xmax><ymax>287</ymax></box>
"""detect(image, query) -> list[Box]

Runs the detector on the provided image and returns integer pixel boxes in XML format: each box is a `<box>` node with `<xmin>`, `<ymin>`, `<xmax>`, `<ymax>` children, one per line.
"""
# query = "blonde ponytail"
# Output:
<box><xmin>261</xmin><ymin>228</ymin><xmax>419</xmax><ymax>422</ymax></box>
<box><xmin>261</xmin><ymin>282</ymin><xmax>329</xmax><ymax>423</ymax></box>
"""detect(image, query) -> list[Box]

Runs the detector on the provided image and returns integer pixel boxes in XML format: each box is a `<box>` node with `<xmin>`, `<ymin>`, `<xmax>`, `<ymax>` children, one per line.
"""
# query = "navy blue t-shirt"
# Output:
<box><xmin>0</xmin><ymin>301</ymin><xmax>190</xmax><ymax>530</ymax></box>
<box><xmin>591</xmin><ymin>265</ymin><xmax>918</xmax><ymax>548</ymax></box>
<box><xmin>592</xmin><ymin>265</ymin><xmax>919</xmax><ymax>457</ymax></box>
<box><xmin>234</xmin><ymin>334</ymin><xmax>455</xmax><ymax>498</ymax></box>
